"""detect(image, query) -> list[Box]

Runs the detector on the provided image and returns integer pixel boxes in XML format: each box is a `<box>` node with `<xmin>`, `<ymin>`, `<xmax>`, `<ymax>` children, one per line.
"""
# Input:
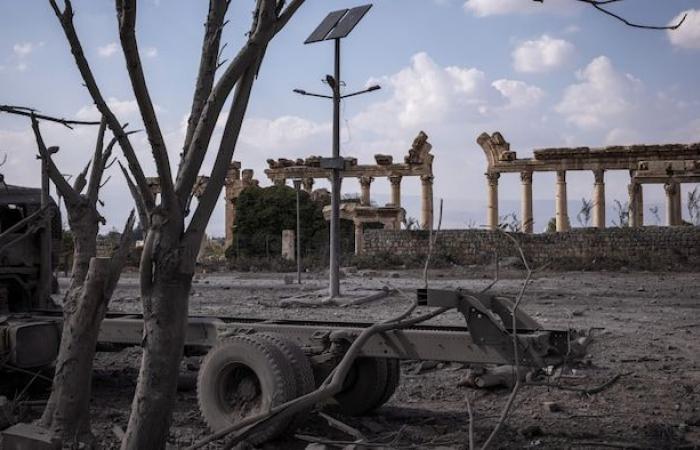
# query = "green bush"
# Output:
<box><xmin>231</xmin><ymin>185</ymin><xmax>327</xmax><ymax>258</ymax></box>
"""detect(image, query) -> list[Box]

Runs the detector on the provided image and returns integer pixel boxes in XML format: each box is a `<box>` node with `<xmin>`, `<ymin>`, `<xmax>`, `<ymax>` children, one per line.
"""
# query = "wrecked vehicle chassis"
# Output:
<box><xmin>5</xmin><ymin>288</ymin><xmax>578</xmax><ymax>443</ymax></box>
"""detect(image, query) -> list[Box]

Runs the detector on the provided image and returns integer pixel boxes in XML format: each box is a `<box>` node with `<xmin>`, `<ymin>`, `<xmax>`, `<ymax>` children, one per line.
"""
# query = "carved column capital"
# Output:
<box><xmin>389</xmin><ymin>175</ymin><xmax>403</xmax><ymax>186</ymax></box>
<box><xmin>520</xmin><ymin>171</ymin><xmax>533</xmax><ymax>184</ymax></box>
<box><xmin>664</xmin><ymin>181</ymin><xmax>678</xmax><ymax>196</ymax></box>
<box><xmin>359</xmin><ymin>176</ymin><xmax>374</xmax><ymax>187</ymax></box>
<box><xmin>485</xmin><ymin>172</ymin><xmax>500</xmax><ymax>186</ymax></box>
<box><xmin>593</xmin><ymin>169</ymin><xmax>605</xmax><ymax>184</ymax></box>
<box><xmin>556</xmin><ymin>170</ymin><xmax>566</xmax><ymax>183</ymax></box>
<box><xmin>420</xmin><ymin>174</ymin><xmax>435</xmax><ymax>185</ymax></box>
<box><xmin>302</xmin><ymin>177</ymin><xmax>314</xmax><ymax>192</ymax></box>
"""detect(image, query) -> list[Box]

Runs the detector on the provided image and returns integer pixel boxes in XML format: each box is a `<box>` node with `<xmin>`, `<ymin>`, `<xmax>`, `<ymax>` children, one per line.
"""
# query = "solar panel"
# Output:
<box><xmin>304</xmin><ymin>9</ymin><xmax>348</xmax><ymax>44</ymax></box>
<box><xmin>325</xmin><ymin>4</ymin><xmax>372</xmax><ymax>40</ymax></box>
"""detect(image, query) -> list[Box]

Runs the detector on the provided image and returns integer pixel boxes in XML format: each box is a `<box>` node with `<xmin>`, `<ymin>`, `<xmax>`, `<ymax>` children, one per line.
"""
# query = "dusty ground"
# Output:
<box><xmin>7</xmin><ymin>267</ymin><xmax>700</xmax><ymax>449</ymax></box>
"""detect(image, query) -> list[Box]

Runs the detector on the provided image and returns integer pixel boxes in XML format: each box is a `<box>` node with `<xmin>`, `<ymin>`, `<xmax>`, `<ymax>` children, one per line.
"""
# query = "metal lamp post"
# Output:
<box><xmin>295</xmin><ymin>4</ymin><xmax>378</xmax><ymax>298</ymax></box>
<box><xmin>292</xmin><ymin>178</ymin><xmax>302</xmax><ymax>284</ymax></box>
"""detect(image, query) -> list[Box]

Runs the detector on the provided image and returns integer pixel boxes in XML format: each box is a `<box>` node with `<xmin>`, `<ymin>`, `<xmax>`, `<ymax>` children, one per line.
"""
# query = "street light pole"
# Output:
<box><xmin>297</xmin><ymin>4</ymin><xmax>376</xmax><ymax>299</ymax></box>
<box><xmin>293</xmin><ymin>179</ymin><xmax>303</xmax><ymax>284</ymax></box>
<box><xmin>329</xmin><ymin>38</ymin><xmax>341</xmax><ymax>298</ymax></box>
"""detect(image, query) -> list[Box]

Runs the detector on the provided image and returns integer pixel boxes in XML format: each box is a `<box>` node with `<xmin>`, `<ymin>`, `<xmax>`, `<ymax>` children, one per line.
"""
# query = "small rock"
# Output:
<box><xmin>412</xmin><ymin>360</ymin><xmax>438</xmax><ymax>374</ymax></box>
<box><xmin>543</xmin><ymin>401</ymin><xmax>562</xmax><ymax>413</ymax></box>
<box><xmin>389</xmin><ymin>272</ymin><xmax>400</xmax><ymax>279</ymax></box>
<box><xmin>519</xmin><ymin>425</ymin><xmax>543</xmax><ymax>438</ymax></box>
<box><xmin>636</xmin><ymin>286</ymin><xmax>645</xmax><ymax>292</ymax></box>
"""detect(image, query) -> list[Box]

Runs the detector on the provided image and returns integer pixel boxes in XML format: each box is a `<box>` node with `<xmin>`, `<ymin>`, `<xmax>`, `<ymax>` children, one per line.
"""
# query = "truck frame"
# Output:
<box><xmin>0</xmin><ymin>181</ymin><xmax>582</xmax><ymax>445</ymax></box>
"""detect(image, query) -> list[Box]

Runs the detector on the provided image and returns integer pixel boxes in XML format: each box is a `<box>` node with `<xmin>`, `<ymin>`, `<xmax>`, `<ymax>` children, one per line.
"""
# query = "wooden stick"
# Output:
<box><xmin>318</xmin><ymin>412</ymin><xmax>366</xmax><ymax>442</ymax></box>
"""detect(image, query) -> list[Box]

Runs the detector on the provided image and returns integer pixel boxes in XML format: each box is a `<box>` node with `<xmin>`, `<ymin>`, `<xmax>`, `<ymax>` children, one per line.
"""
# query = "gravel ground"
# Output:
<box><xmin>6</xmin><ymin>267</ymin><xmax>700</xmax><ymax>449</ymax></box>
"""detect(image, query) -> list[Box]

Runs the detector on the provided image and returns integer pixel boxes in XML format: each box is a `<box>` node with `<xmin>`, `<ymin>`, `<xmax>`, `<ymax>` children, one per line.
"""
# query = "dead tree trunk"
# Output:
<box><xmin>48</xmin><ymin>0</ymin><xmax>305</xmax><ymax>447</ymax></box>
<box><xmin>24</xmin><ymin>114</ymin><xmax>136</xmax><ymax>444</ymax></box>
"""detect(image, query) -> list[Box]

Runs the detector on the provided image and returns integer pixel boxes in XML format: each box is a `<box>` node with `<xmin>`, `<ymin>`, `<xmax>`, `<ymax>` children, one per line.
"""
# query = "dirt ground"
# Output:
<box><xmin>8</xmin><ymin>267</ymin><xmax>700</xmax><ymax>449</ymax></box>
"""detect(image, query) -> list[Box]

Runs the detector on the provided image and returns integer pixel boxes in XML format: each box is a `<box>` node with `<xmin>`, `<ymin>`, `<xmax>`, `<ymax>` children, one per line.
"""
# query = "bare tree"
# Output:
<box><xmin>687</xmin><ymin>187</ymin><xmax>699</xmax><ymax>225</ymax></box>
<box><xmin>577</xmin><ymin>198</ymin><xmax>593</xmax><ymax>227</ymax></box>
<box><xmin>534</xmin><ymin>0</ymin><xmax>687</xmax><ymax>30</ymax></box>
<box><xmin>612</xmin><ymin>199</ymin><xmax>629</xmax><ymax>228</ymax></box>
<box><xmin>48</xmin><ymin>0</ymin><xmax>304</xmax><ymax>447</ymax></box>
<box><xmin>649</xmin><ymin>205</ymin><xmax>661</xmax><ymax>225</ymax></box>
<box><xmin>499</xmin><ymin>212</ymin><xmax>522</xmax><ymax>233</ymax></box>
<box><xmin>26</xmin><ymin>114</ymin><xmax>135</xmax><ymax>444</ymax></box>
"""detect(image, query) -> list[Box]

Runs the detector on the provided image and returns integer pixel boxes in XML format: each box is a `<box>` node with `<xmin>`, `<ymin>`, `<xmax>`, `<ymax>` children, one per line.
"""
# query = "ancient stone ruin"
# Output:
<box><xmin>477</xmin><ymin>131</ymin><xmax>700</xmax><ymax>232</ymax></box>
<box><xmin>264</xmin><ymin>131</ymin><xmax>435</xmax><ymax>254</ymax></box>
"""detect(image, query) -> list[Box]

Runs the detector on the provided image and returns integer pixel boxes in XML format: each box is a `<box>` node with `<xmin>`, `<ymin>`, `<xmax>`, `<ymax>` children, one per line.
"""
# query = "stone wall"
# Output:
<box><xmin>363</xmin><ymin>227</ymin><xmax>700</xmax><ymax>270</ymax></box>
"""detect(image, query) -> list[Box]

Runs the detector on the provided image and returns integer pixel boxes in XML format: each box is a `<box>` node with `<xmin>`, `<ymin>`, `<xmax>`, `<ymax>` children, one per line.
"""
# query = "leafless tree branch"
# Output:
<box><xmin>182</xmin><ymin>0</ymin><xmax>230</xmax><ymax>161</ymax></box>
<box><xmin>175</xmin><ymin>0</ymin><xmax>304</xmax><ymax>206</ymax></box>
<box><xmin>118</xmin><ymin>160</ymin><xmax>149</xmax><ymax>229</ymax></box>
<box><xmin>49</xmin><ymin>0</ymin><xmax>155</xmax><ymax>212</ymax></box>
<box><xmin>0</xmin><ymin>104</ymin><xmax>101</xmax><ymax>129</ymax></box>
<box><xmin>183</xmin><ymin>67</ymin><xmax>257</xmax><ymax>257</ymax></box>
<box><xmin>30</xmin><ymin>115</ymin><xmax>81</xmax><ymax>206</ymax></box>
<box><xmin>72</xmin><ymin>160</ymin><xmax>91</xmax><ymax>194</ymax></box>
<box><xmin>116</xmin><ymin>0</ymin><xmax>175</xmax><ymax>208</ymax></box>
<box><xmin>534</xmin><ymin>0</ymin><xmax>687</xmax><ymax>30</ymax></box>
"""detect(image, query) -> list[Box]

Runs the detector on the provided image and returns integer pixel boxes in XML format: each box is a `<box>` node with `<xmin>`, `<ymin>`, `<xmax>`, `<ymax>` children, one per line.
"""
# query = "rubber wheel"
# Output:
<box><xmin>197</xmin><ymin>334</ymin><xmax>298</xmax><ymax>444</ymax></box>
<box><xmin>374</xmin><ymin>358</ymin><xmax>401</xmax><ymax>409</ymax></box>
<box><xmin>333</xmin><ymin>357</ymin><xmax>389</xmax><ymax>416</ymax></box>
<box><xmin>257</xmin><ymin>333</ymin><xmax>316</xmax><ymax>431</ymax></box>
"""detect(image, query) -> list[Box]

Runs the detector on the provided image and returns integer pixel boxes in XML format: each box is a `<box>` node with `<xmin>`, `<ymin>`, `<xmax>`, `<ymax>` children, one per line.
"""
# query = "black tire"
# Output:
<box><xmin>333</xmin><ymin>357</ymin><xmax>389</xmax><ymax>416</ymax></box>
<box><xmin>257</xmin><ymin>333</ymin><xmax>316</xmax><ymax>432</ymax></box>
<box><xmin>197</xmin><ymin>335</ymin><xmax>298</xmax><ymax>444</ymax></box>
<box><xmin>374</xmin><ymin>358</ymin><xmax>401</xmax><ymax>409</ymax></box>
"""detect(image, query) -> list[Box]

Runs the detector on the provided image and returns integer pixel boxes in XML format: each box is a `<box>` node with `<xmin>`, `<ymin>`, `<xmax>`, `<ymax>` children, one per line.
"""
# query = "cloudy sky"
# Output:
<box><xmin>1</xmin><ymin>0</ymin><xmax>699</xmax><ymax>235</ymax></box>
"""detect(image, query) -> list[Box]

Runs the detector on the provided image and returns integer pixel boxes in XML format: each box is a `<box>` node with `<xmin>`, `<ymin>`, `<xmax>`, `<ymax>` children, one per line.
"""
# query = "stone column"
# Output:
<box><xmin>224</xmin><ymin>163</ymin><xmax>241</xmax><ymax>248</ymax></box>
<box><xmin>389</xmin><ymin>175</ymin><xmax>402</xmax><ymax>207</ymax></box>
<box><xmin>302</xmin><ymin>177</ymin><xmax>314</xmax><ymax>193</ymax></box>
<box><xmin>353</xmin><ymin>220</ymin><xmax>364</xmax><ymax>255</ymax></box>
<box><xmin>593</xmin><ymin>169</ymin><xmax>606</xmax><ymax>229</ymax></box>
<box><xmin>420</xmin><ymin>175</ymin><xmax>434</xmax><ymax>230</ymax></box>
<box><xmin>486</xmin><ymin>172</ymin><xmax>500</xmax><ymax>231</ymax></box>
<box><xmin>664</xmin><ymin>182</ymin><xmax>681</xmax><ymax>226</ymax></box>
<box><xmin>359</xmin><ymin>176</ymin><xmax>374</xmax><ymax>206</ymax></box>
<box><xmin>628</xmin><ymin>182</ymin><xmax>643</xmax><ymax>227</ymax></box>
<box><xmin>555</xmin><ymin>170</ymin><xmax>570</xmax><ymax>232</ymax></box>
<box><xmin>281</xmin><ymin>230</ymin><xmax>295</xmax><ymax>261</ymax></box>
<box><xmin>520</xmin><ymin>171</ymin><xmax>533</xmax><ymax>233</ymax></box>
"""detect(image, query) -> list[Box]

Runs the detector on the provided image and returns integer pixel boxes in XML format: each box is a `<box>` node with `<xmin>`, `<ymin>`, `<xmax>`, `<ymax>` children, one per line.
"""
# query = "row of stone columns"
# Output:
<box><xmin>486</xmin><ymin>169</ymin><xmax>689</xmax><ymax>231</ymax></box>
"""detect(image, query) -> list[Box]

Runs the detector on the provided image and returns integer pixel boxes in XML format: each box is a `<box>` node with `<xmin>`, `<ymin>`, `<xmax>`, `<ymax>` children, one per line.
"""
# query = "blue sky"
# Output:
<box><xmin>1</xmin><ymin>0</ymin><xmax>699</xmax><ymax>234</ymax></box>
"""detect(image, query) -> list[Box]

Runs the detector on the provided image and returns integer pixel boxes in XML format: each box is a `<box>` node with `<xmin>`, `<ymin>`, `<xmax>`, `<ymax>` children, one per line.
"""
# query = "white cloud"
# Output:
<box><xmin>512</xmin><ymin>35</ymin><xmax>574</xmax><ymax>73</ymax></box>
<box><xmin>357</xmin><ymin>52</ymin><xmax>486</xmax><ymax>131</ymax></box>
<box><xmin>492</xmin><ymin>79</ymin><xmax>545</xmax><ymax>108</ymax></box>
<box><xmin>143</xmin><ymin>47</ymin><xmax>158</xmax><ymax>58</ymax></box>
<box><xmin>556</xmin><ymin>56</ymin><xmax>642</xmax><ymax>129</ymax></box>
<box><xmin>667</xmin><ymin>9</ymin><xmax>700</xmax><ymax>50</ymax></box>
<box><xmin>463</xmin><ymin>0</ymin><xmax>576</xmax><ymax>17</ymax></box>
<box><xmin>240</xmin><ymin>116</ymin><xmax>329</xmax><ymax>150</ymax></box>
<box><xmin>13</xmin><ymin>42</ymin><xmax>42</xmax><ymax>57</ymax></box>
<box><xmin>98</xmin><ymin>42</ymin><xmax>119</xmax><ymax>58</ymax></box>
<box><xmin>76</xmin><ymin>98</ymin><xmax>142</xmax><ymax>120</ymax></box>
